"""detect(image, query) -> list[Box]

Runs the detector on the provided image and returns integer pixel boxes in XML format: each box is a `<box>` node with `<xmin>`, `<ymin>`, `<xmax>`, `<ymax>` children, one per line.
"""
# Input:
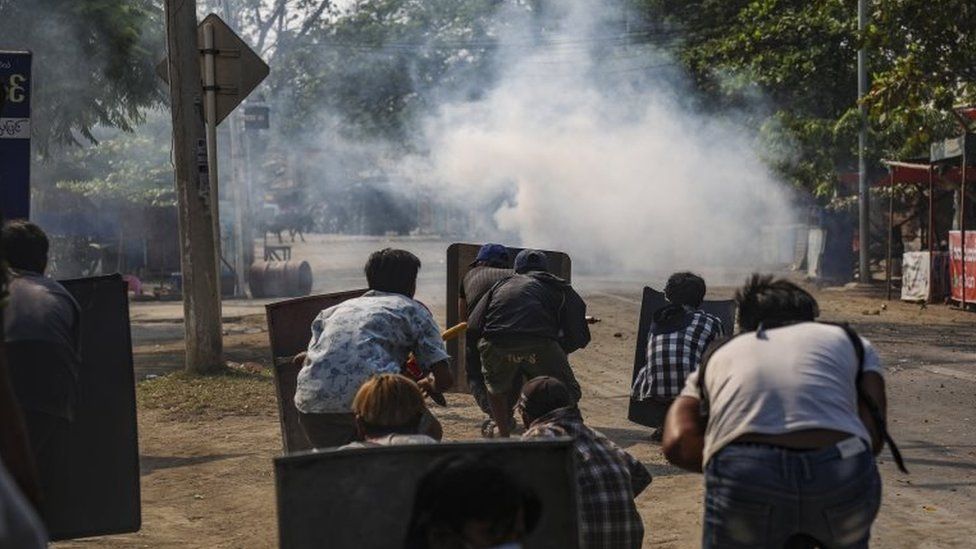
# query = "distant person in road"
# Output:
<box><xmin>519</xmin><ymin>376</ymin><xmax>651</xmax><ymax>549</ymax></box>
<box><xmin>404</xmin><ymin>455</ymin><xmax>541</xmax><ymax>549</ymax></box>
<box><xmin>340</xmin><ymin>374</ymin><xmax>437</xmax><ymax>449</ymax></box>
<box><xmin>458</xmin><ymin>243</ymin><xmax>516</xmax><ymax>436</ymax></box>
<box><xmin>294</xmin><ymin>248</ymin><xmax>453</xmax><ymax>448</ymax></box>
<box><xmin>2</xmin><ymin>220</ymin><xmax>81</xmax><ymax>510</ymax></box>
<box><xmin>468</xmin><ymin>249</ymin><xmax>590</xmax><ymax>437</ymax></box>
<box><xmin>663</xmin><ymin>275</ymin><xmax>891</xmax><ymax>548</ymax></box>
<box><xmin>631</xmin><ymin>272</ymin><xmax>724</xmax><ymax>441</ymax></box>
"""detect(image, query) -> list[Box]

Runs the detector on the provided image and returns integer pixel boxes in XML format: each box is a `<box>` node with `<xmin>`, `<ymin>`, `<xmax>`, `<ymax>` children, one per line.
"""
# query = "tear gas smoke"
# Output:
<box><xmin>402</xmin><ymin>1</ymin><xmax>797</xmax><ymax>276</ymax></box>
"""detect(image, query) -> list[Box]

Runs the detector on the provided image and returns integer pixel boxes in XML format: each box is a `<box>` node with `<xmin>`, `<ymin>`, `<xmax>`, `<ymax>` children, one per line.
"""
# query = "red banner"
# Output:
<box><xmin>949</xmin><ymin>231</ymin><xmax>976</xmax><ymax>302</ymax></box>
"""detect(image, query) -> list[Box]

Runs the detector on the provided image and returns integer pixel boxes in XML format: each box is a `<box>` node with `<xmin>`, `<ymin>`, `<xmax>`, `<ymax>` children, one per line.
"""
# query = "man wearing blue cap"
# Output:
<box><xmin>468</xmin><ymin>249</ymin><xmax>590</xmax><ymax>437</ymax></box>
<box><xmin>459</xmin><ymin>244</ymin><xmax>516</xmax><ymax>435</ymax></box>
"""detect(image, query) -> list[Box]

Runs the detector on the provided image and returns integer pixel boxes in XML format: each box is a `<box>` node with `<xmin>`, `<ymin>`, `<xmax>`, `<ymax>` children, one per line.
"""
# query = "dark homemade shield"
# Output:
<box><xmin>445</xmin><ymin>243</ymin><xmax>572</xmax><ymax>393</ymax></box>
<box><xmin>265</xmin><ymin>289</ymin><xmax>367</xmax><ymax>453</ymax></box>
<box><xmin>43</xmin><ymin>274</ymin><xmax>140</xmax><ymax>540</ymax></box>
<box><xmin>275</xmin><ymin>438</ymin><xmax>579</xmax><ymax>549</ymax></box>
<box><xmin>627</xmin><ymin>286</ymin><xmax>736</xmax><ymax>428</ymax></box>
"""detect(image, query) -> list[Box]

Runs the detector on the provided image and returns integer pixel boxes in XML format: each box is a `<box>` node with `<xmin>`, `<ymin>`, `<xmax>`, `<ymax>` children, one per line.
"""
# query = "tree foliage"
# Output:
<box><xmin>639</xmin><ymin>0</ymin><xmax>976</xmax><ymax>195</ymax></box>
<box><xmin>43</xmin><ymin>109</ymin><xmax>175</xmax><ymax>207</ymax></box>
<box><xmin>0</xmin><ymin>0</ymin><xmax>164</xmax><ymax>149</ymax></box>
<box><xmin>268</xmin><ymin>0</ymin><xmax>507</xmax><ymax>142</ymax></box>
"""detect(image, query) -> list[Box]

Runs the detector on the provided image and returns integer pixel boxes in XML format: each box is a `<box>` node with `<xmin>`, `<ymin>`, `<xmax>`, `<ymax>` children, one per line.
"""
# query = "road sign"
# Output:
<box><xmin>0</xmin><ymin>50</ymin><xmax>32</xmax><ymax>220</ymax></box>
<box><xmin>157</xmin><ymin>14</ymin><xmax>269</xmax><ymax>125</ymax></box>
<box><xmin>244</xmin><ymin>104</ymin><xmax>270</xmax><ymax>130</ymax></box>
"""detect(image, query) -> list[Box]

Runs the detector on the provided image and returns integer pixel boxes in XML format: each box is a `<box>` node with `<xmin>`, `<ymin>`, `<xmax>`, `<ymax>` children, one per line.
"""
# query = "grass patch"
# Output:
<box><xmin>137</xmin><ymin>367</ymin><xmax>277</xmax><ymax>420</ymax></box>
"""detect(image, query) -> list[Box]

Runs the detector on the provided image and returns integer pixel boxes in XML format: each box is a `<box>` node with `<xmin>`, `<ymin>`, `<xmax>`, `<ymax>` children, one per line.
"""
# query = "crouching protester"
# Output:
<box><xmin>520</xmin><ymin>376</ymin><xmax>651</xmax><ymax>549</ymax></box>
<box><xmin>459</xmin><ymin>243</ymin><xmax>517</xmax><ymax>437</ymax></box>
<box><xmin>663</xmin><ymin>275</ymin><xmax>905</xmax><ymax>549</ymax></box>
<box><xmin>340</xmin><ymin>374</ymin><xmax>437</xmax><ymax>449</ymax></box>
<box><xmin>293</xmin><ymin>249</ymin><xmax>453</xmax><ymax>448</ymax></box>
<box><xmin>632</xmin><ymin>272</ymin><xmax>724</xmax><ymax>441</ymax></box>
<box><xmin>468</xmin><ymin>249</ymin><xmax>590</xmax><ymax>438</ymax></box>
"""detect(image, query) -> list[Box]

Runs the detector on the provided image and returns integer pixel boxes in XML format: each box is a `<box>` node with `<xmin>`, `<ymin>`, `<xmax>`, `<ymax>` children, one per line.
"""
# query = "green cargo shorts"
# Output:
<box><xmin>478</xmin><ymin>335</ymin><xmax>581</xmax><ymax>402</ymax></box>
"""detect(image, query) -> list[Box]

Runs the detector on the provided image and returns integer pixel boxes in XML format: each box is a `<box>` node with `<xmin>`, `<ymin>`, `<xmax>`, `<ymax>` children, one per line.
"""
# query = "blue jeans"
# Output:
<box><xmin>704</xmin><ymin>441</ymin><xmax>881</xmax><ymax>548</ymax></box>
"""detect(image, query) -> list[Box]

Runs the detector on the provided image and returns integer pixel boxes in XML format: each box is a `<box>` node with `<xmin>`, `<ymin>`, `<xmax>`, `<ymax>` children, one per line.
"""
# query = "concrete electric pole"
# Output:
<box><xmin>857</xmin><ymin>0</ymin><xmax>871</xmax><ymax>283</ymax></box>
<box><xmin>163</xmin><ymin>0</ymin><xmax>224</xmax><ymax>374</ymax></box>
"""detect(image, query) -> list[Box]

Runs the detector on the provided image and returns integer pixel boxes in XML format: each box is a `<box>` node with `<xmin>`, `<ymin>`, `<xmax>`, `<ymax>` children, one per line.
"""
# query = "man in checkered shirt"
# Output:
<box><xmin>520</xmin><ymin>376</ymin><xmax>651</xmax><ymax>548</ymax></box>
<box><xmin>632</xmin><ymin>272</ymin><xmax>724</xmax><ymax>439</ymax></box>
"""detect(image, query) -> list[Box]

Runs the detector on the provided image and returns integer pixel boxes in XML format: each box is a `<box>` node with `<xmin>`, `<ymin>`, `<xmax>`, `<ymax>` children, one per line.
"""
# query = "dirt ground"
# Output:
<box><xmin>54</xmin><ymin>268</ymin><xmax>976</xmax><ymax>548</ymax></box>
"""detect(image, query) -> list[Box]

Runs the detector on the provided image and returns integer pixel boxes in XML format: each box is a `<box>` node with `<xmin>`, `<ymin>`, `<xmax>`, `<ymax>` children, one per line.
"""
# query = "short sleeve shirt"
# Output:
<box><xmin>294</xmin><ymin>291</ymin><xmax>450</xmax><ymax>414</ymax></box>
<box><xmin>681</xmin><ymin>322</ymin><xmax>884</xmax><ymax>465</ymax></box>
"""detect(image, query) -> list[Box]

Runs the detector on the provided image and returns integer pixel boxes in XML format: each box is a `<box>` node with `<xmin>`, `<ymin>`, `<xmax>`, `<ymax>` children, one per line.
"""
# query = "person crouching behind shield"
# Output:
<box><xmin>292</xmin><ymin>248</ymin><xmax>453</xmax><ymax>448</ymax></box>
<box><xmin>631</xmin><ymin>272</ymin><xmax>723</xmax><ymax>441</ymax></box>
<box><xmin>467</xmin><ymin>249</ymin><xmax>590</xmax><ymax>438</ymax></box>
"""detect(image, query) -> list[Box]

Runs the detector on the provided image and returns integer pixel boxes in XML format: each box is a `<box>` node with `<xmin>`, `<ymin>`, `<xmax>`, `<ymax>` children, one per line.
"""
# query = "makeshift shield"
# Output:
<box><xmin>445</xmin><ymin>243</ymin><xmax>572</xmax><ymax>393</ymax></box>
<box><xmin>275</xmin><ymin>438</ymin><xmax>579</xmax><ymax>549</ymax></box>
<box><xmin>43</xmin><ymin>274</ymin><xmax>141</xmax><ymax>540</ymax></box>
<box><xmin>627</xmin><ymin>286</ymin><xmax>736</xmax><ymax>428</ymax></box>
<box><xmin>265</xmin><ymin>289</ymin><xmax>367</xmax><ymax>453</ymax></box>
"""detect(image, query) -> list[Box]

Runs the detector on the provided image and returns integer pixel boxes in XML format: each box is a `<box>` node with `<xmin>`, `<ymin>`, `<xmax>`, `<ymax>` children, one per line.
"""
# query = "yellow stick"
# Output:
<box><xmin>441</xmin><ymin>322</ymin><xmax>467</xmax><ymax>341</ymax></box>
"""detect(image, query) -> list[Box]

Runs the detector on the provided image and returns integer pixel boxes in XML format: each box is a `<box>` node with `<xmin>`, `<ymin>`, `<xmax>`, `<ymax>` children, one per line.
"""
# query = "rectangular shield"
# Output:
<box><xmin>445</xmin><ymin>243</ymin><xmax>572</xmax><ymax>393</ymax></box>
<box><xmin>275</xmin><ymin>439</ymin><xmax>579</xmax><ymax>549</ymax></box>
<box><xmin>265</xmin><ymin>289</ymin><xmax>367</xmax><ymax>453</ymax></box>
<box><xmin>45</xmin><ymin>274</ymin><xmax>140</xmax><ymax>540</ymax></box>
<box><xmin>627</xmin><ymin>286</ymin><xmax>736</xmax><ymax>428</ymax></box>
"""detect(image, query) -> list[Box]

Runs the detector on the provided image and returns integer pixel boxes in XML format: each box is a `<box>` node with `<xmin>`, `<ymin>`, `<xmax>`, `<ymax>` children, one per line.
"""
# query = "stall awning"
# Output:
<box><xmin>838</xmin><ymin>161</ymin><xmax>976</xmax><ymax>189</ymax></box>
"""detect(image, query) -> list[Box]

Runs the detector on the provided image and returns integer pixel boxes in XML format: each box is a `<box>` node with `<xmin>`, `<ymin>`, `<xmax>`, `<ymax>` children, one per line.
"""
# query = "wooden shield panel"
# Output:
<box><xmin>445</xmin><ymin>243</ymin><xmax>572</xmax><ymax>393</ymax></box>
<box><xmin>627</xmin><ymin>286</ymin><xmax>736</xmax><ymax>427</ymax></box>
<box><xmin>275</xmin><ymin>439</ymin><xmax>579</xmax><ymax>549</ymax></box>
<box><xmin>265</xmin><ymin>289</ymin><xmax>368</xmax><ymax>454</ymax></box>
<box><xmin>44</xmin><ymin>274</ymin><xmax>141</xmax><ymax>540</ymax></box>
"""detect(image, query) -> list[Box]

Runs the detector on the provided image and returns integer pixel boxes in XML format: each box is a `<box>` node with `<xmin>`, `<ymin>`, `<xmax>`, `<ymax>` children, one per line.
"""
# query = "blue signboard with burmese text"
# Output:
<box><xmin>0</xmin><ymin>50</ymin><xmax>32</xmax><ymax>220</ymax></box>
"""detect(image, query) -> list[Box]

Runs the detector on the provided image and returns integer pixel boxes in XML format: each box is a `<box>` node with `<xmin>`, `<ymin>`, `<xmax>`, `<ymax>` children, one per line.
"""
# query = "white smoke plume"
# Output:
<box><xmin>407</xmin><ymin>1</ymin><xmax>796</xmax><ymax>276</ymax></box>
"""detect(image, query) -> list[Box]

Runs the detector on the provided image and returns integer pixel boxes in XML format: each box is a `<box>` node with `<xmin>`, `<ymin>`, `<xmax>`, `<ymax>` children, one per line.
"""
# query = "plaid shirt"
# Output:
<box><xmin>632</xmin><ymin>308</ymin><xmax>723</xmax><ymax>400</ymax></box>
<box><xmin>523</xmin><ymin>407</ymin><xmax>651</xmax><ymax>548</ymax></box>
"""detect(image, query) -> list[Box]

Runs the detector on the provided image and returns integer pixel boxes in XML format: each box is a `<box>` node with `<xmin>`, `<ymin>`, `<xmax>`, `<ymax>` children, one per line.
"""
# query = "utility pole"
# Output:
<box><xmin>857</xmin><ymin>0</ymin><xmax>871</xmax><ymax>283</ymax></box>
<box><xmin>164</xmin><ymin>0</ymin><xmax>224</xmax><ymax>373</ymax></box>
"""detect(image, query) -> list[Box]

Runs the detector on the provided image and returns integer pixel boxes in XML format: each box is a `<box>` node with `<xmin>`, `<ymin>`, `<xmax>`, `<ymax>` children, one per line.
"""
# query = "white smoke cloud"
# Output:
<box><xmin>409</xmin><ymin>0</ymin><xmax>797</xmax><ymax>275</ymax></box>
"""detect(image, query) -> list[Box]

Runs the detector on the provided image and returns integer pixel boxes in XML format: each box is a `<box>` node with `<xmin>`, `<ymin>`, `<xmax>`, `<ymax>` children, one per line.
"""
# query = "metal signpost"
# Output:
<box><xmin>0</xmin><ymin>51</ymin><xmax>32</xmax><ymax>220</ymax></box>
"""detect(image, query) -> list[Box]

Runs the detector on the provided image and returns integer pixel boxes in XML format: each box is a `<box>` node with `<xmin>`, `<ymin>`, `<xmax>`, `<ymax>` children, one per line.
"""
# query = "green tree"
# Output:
<box><xmin>52</xmin><ymin>109</ymin><xmax>175</xmax><ymax>207</ymax></box>
<box><xmin>638</xmin><ymin>0</ymin><xmax>976</xmax><ymax>194</ymax></box>
<box><xmin>268</xmin><ymin>0</ymin><xmax>508</xmax><ymax>142</ymax></box>
<box><xmin>0</xmin><ymin>0</ymin><xmax>164</xmax><ymax>149</ymax></box>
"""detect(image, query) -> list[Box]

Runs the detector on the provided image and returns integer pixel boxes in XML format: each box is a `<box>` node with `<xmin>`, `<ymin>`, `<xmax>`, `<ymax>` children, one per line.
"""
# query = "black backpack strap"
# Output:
<box><xmin>830</xmin><ymin>322</ymin><xmax>908</xmax><ymax>474</ymax></box>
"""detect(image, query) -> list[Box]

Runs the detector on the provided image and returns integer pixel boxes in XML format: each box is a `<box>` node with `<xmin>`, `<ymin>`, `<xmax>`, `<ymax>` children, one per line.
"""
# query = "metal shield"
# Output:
<box><xmin>265</xmin><ymin>289</ymin><xmax>368</xmax><ymax>453</ymax></box>
<box><xmin>627</xmin><ymin>286</ymin><xmax>736</xmax><ymax>428</ymax></box>
<box><xmin>275</xmin><ymin>438</ymin><xmax>579</xmax><ymax>549</ymax></box>
<box><xmin>45</xmin><ymin>274</ymin><xmax>140</xmax><ymax>540</ymax></box>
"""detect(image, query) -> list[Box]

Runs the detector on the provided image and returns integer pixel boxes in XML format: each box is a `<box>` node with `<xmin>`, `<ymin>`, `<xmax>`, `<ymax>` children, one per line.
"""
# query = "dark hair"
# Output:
<box><xmin>1</xmin><ymin>220</ymin><xmax>49</xmax><ymax>274</ymax></box>
<box><xmin>364</xmin><ymin>248</ymin><xmax>421</xmax><ymax>297</ymax></box>
<box><xmin>735</xmin><ymin>274</ymin><xmax>819</xmax><ymax>331</ymax></box>
<box><xmin>664</xmin><ymin>271</ymin><xmax>706</xmax><ymax>307</ymax></box>
<box><xmin>404</xmin><ymin>455</ymin><xmax>541</xmax><ymax>549</ymax></box>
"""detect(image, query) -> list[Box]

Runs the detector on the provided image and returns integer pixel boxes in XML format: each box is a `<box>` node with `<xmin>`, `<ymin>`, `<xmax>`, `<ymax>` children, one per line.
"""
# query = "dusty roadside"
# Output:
<box><xmin>55</xmin><ymin>288</ymin><xmax>976</xmax><ymax>548</ymax></box>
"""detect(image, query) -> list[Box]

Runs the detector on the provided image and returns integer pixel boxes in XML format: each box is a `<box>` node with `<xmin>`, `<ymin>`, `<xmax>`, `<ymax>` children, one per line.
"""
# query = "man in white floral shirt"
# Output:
<box><xmin>294</xmin><ymin>248</ymin><xmax>454</xmax><ymax>448</ymax></box>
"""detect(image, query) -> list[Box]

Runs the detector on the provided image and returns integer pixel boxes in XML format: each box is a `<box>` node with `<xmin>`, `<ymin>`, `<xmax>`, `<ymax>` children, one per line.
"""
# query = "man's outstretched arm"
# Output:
<box><xmin>662</xmin><ymin>396</ymin><xmax>706</xmax><ymax>473</ymax></box>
